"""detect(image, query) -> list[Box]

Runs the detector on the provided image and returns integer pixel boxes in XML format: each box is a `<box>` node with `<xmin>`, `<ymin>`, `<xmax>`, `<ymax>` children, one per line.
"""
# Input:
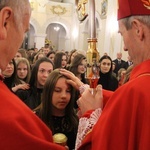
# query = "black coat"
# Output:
<box><xmin>16</xmin><ymin>87</ymin><xmax>42</xmax><ymax>110</ymax></box>
<box><xmin>124</xmin><ymin>61</ymin><xmax>133</xmax><ymax>69</ymax></box>
<box><xmin>98</xmin><ymin>71</ymin><xmax>118</xmax><ymax>91</ymax></box>
<box><xmin>113</xmin><ymin>59</ymin><xmax>126</xmax><ymax>75</ymax></box>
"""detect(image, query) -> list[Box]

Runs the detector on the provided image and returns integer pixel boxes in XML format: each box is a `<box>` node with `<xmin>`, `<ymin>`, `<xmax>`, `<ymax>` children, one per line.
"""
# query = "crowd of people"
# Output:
<box><xmin>5</xmin><ymin>46</ymin><xmax>132</xmax><ymax>109</ymax></box>
<box><xmin>1</xmin><ymin>42</ymin><xmax>133</xmax><ymax>150</ymax></box>
<box><xmin>0</xmin><ymin>0</ymin><xmax>150</xmax><ymax>149</ymax></box>
<box><xmin>1</xmin><ymin>34</ymin><xmax>134</xmax><ymax>150</ymax></box>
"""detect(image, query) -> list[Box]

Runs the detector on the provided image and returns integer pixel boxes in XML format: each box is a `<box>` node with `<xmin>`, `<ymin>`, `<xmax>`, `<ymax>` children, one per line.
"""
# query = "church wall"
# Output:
<box><xmin>28</xmin><ymin>0</ymin><xmax>128</xmax><ymax>60</ymax></box>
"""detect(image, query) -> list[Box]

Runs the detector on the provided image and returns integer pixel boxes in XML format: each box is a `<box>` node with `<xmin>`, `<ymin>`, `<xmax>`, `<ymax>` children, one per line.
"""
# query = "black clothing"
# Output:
<box><xmin>98</xmin><ymin>71</ymin><xmax>118</xmax><ymax>91</ymax></box>
<box><xmin>16</xmin><ymin>87</ymin><xmax>42</xmax><ymax>109</ymax></box>
<box><xmin>113</xmin><ymin>59</ymin><xmax>126</xmax><ymax>76</ymax></box>
<box><xmin>124</xmin><ymin>61</ymin><xmax>133</xmax><ymax>69</ymax></box>
<box><xmin>51</xmin><ymin>116</ymin><xmax>77</xmax><ymax>150</ymax></box>
<box><xmin>3</xmin><ymin>77</ymin><xmax>15</xmax><ymax>91</ymax></box>
<box><xmin>35</xmin><ymin>109</ymin><xmax>77</xmax><ymax>150</ymax></box>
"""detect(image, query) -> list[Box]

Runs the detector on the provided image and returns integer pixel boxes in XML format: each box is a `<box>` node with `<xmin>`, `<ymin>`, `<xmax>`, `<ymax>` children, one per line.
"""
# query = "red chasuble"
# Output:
<box><xmin>79</xmin><ymin>59</ymin><xmax>150</xmax><ymax>150</ymax></box>
<box><xmin>0</xmin><ymin>81</ymin><xmax>65</xmax><ymax>150</ymax></box>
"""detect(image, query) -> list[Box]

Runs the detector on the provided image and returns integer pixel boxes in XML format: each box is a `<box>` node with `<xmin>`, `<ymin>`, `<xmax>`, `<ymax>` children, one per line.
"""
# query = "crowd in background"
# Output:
<box><xmin>2</xmin><ymin>45</ymin><xmax>133</xmax><ymax>150</ymax></box>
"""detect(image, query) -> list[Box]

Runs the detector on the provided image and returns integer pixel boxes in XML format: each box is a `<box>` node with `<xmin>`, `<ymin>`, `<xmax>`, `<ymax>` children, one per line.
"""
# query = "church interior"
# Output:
<box><xmin>26</xmin><ymin>0</ymin><xmax>127</xmax><ymax>60</ymax></box>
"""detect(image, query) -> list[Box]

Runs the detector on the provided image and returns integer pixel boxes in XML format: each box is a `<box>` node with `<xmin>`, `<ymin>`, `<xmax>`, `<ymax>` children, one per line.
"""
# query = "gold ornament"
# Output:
<box><xmin>50</xmin><ymin>5</ymin><xmax>67</xmax><ymax>15</ymax></box>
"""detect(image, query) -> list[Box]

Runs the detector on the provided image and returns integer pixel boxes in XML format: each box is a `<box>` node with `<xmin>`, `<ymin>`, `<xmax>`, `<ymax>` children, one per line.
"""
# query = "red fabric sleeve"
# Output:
<box><xmin>103</xmin><ymin>89</ymin><xmax>114</xmax><ymax>107</ymax></box>
<box><xmin>0</xmin><ymin>82</ymin><xmax>65</xmax><ymax>150</ymax></box>
<box><xmin>82</xmin><ymin>110</ymin><xmax>95</xmax><ymax>118</ymax></box>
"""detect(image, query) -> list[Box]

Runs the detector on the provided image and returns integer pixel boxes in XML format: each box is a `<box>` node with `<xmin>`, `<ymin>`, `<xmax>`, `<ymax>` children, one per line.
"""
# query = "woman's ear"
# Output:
<box><xmin>0</xmin><ymin>7</ymin><xmax>12</xmax><ymax>40</ymax></box>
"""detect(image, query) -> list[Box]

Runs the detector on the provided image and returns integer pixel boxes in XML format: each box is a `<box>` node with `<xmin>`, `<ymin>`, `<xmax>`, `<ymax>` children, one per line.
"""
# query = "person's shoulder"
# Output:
<box><xmin>0</xmin><ymin>85</ymin><xmax>58</xmax><ymax>149</ymax></box>
<box><xmin>113</xmin><ymin>59</ymin><xmax>117</xmax><ymax>62</ymax></box>
<box><xmin>33</xmin><ymin>108</ymin><xmax>40</xmax><ymax>117</ymax></box>
<box><xmin>111</xmin><ymin>74</ymin><xmax>117</xmax><ymax>80</ymax></box>
<box><xmin>0</xmin><ymin>83</ymin><xmax>28</xmax><ymax>110</ymax></box>
<box><xmin>112</xmin><ymin>76</ymin><xmax>118</xmax><ymax>86</ymax></box>
<box><xmin>121</xmin><ymin>59</ymin><xmax>126</xmax><ymax>63</ymax></box>
<box><xmin>112</xmin><ymin>72</ymin><xmax>117</xmax><ymax>78</ymax></box>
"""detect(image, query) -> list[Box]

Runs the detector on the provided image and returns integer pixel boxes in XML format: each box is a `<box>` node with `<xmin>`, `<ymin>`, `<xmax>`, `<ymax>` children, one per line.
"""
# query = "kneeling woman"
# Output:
<box><xmin>35</xmin><ymin>69</ymin><xmax>79</xmax><ymax>150</ymax></box>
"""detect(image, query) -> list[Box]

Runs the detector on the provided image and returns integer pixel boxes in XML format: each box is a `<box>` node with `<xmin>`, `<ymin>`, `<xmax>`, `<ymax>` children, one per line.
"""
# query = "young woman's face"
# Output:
<box><xmin>14</xmin><ymin>52</ymin><xmax>22</xmax><ymax>60</ymax></box>
<box><xmin>100</xmin><ymin>58</ymin><xmax>111</xmax><ymax>74</ymax></box>
<box><xmin>37</xmin><ymin>62</ymin><xmax>53</xmax><ymax>88</ymax></box>
<box><xmin>77</xmin><ymin>59</ymin><xmax>86</xmax><ymax>74</ymax></box>
<box><xmin>48</xmin><ymin>53</ymin><xmax>55</xmax><ymax>63</ymax></box>
<box><xmin>70</xmin><ymin>51</ymin><xmax>77</xmax><ymax>63</ymax></box>
<box><xmin>52</xmin><ymin>77</ymin><xmax>71</xmax><ymax>115</ymax></box>
<box><xmin>2</xmin><ymin>60</ymin><xmax>14</xmax><ymax>77</ymax></box>
<box><xmin>61</xmin><ymin>55</ymin><xmax>67</xmax><ymax>68</ymax></box>
<box><xmin>17</xmin><ymin>62</ymin><xmax>28</xmax><ymax>80</ymax></box>
<box><xmin>37</xmin><ymin>54</ymin><xmax>45</xmax><ymax>60</ymax></box>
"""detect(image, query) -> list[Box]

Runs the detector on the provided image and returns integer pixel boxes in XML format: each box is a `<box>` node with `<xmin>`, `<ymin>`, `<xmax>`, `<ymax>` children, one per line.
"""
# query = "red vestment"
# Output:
<box><xmin>79</xmin><ymin>59</ymin><xmax>150</xmax><ymax>150</ymax></box>
<box><xmin>0</xmin><ymin>81</ymin><xmax>65</xmax><ymax>150</ymax></box>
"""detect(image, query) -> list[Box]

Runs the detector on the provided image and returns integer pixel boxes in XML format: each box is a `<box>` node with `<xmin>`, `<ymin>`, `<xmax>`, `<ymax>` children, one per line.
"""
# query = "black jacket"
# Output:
<box><xmin>98</xmin><ymin>71</ymin><xmax>118</xmax><ymax>91</ymax></box>
<box><xmin>113</xmin><ymin>59</ymin><xmax>126</xmax><ymax>75</ymax></box>
<box><xmin>16</xmin><ymin>86</ymin><xmax>43</xmax><ymax>110</ymax></box>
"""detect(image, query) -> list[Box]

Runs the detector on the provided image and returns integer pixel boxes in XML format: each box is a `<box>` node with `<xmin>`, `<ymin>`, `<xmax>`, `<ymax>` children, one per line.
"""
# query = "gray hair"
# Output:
<box><xmin>121</xmin><ymin>15</ymin><xmax>150</xmax><ymax>30</ymax></box>
<box><xmin>0</xmin><ymin>0</ymin><xmax>30</xmax><ymax>28</ymax></box>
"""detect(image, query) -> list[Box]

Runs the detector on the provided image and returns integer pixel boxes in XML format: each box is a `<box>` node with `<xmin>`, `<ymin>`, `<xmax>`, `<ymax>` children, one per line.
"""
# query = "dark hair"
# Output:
<box><xmin>54</xmin><ymin>51</ymin><xmax>67</xmax><ymax>69</ymax></box>
<box><xmin>11</xmin><ymin>59</ymin><xmax>17</xmax><ymax>84</ymax></box>
<box><xmin>69</xmin><ymin>53</ymin><xmax>86</xmax><ymax>76</ymax></box>
<box><xmin>98</xmin><ymin>55</ymin><xmax>118</xmax><ymax>91</ymax></box>
<box><xmin>99</xmin><ymin>55</ymin><xmax>113</xmax><ymax>75</ymax></box>
<box><xmin>46</xmin><ymin>51</ymin><xmax>55</xmax><ymax>58</ymax></box>
<box><xmin>67</xmin><ymin>49</ymin><xmax>77</xmax><ymax>64</ymax></box>
<box><xmin>39</xmin><ymin>69</ymin><xmax>78</xmax><ymax>132</ymax></box>
<box><xmin>29</xmin><ymin>57</ymin><xmax>53</xmax><ymax>87</ymax></box>
<box><xmin>3</xmin><ymin>59</ymin><xmax>19</xmax><ymax>89</ymax></box>
<box><xmin>69</xmin><ymin>53</ymin><xmax>87</xmax><ymax>83</ymax></box>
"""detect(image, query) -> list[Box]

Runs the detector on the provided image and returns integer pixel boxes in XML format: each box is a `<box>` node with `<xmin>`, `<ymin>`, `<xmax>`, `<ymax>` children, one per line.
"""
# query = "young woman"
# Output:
<box><xmin>69</xmin><ymin>53</ymin><xmax>87</xmax><ymax>84</ymax></box>
<box><xmin>47</xmin><ymin>51</ymin><xmax>55</xmax><ymax>63</ymax></box>
<box><xmin>117</xmin><ymin>68</ymin><xmax>127</xmax><ymax>86</ymax></box>
<box><xmin>68</xmin><ymin>53</ymin><xmax>87</xmax><ymax>108</ymax></box>
<box><xmin>2</xmin><ymin>59</ymin><xmax>17</xmax><ymax>90</ymax></box>
<box><xmin>67</xmin><ymin>49</ymin><xmax>78</xmax><ymax>66</ymax></box>
<box><xmin>36</xmin><ymin>69</ymin><xmax>78</xmax><ymax>150</ymax></box>
<box><xmin>98</xmin><ymin>55</ymin><xmax>118</xmax><ymax>91</ymax></box>
<box><xmin>16</xmin><ymin>57</ymin><xmax>31</xmax><ymax>84</ymax></box>
<box><xmin>33</xmin><ymin>52</ymin><xmax>45</xmax><ymax>64</ymax></box>
<box><xmin>10</xmin><ymin>58</ymin><xmax>31</xmax><ymax>92</ymax></box>
<box><xmin>2</xmin><ymin>59</ymin><xmax>29</xmax><ymax>93</ymax></box>
<box><xmin>14</xmin><ymin>49</ymin><xmax>28</xmax><ymax>60</ymax></box>
<box><xmin>54</xmin><ymin>51</ymin><xmax>67</xmax><ymax>69</ymax></box>
<box><xmin>16</xmin><ymin>57</ymin><xmax>53</xmax><ymax>109</ymax></box>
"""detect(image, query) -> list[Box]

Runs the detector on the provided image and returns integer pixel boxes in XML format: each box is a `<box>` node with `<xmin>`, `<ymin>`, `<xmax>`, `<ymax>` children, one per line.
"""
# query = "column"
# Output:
<box><xmin>34</xmin><ymin>34</ymin><xmax>47</xmax><ymax>49</ymax></box>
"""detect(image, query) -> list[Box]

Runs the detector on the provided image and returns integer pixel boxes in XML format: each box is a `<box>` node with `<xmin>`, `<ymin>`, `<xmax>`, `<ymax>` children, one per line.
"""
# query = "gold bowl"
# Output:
<box><xmin>53</xmin><ymin>133</ymin><xmax>68</xmax><ymax>146</ymax></box>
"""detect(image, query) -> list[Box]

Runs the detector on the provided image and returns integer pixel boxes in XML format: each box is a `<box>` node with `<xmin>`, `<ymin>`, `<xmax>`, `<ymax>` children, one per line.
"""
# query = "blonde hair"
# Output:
<box><xmin>15</xmin><ymin>57</ymin><xmax>31</xmax><ymax>83</ymax></box>
<box><xmin>33</xmin><ymin>52</ymin><xmax>45</xmax><ymax>64</ymax></box>
<box><xmin>122</xmin><ymin>65</ymin><xmax>134</xmax><ymax>84</ymax></box>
